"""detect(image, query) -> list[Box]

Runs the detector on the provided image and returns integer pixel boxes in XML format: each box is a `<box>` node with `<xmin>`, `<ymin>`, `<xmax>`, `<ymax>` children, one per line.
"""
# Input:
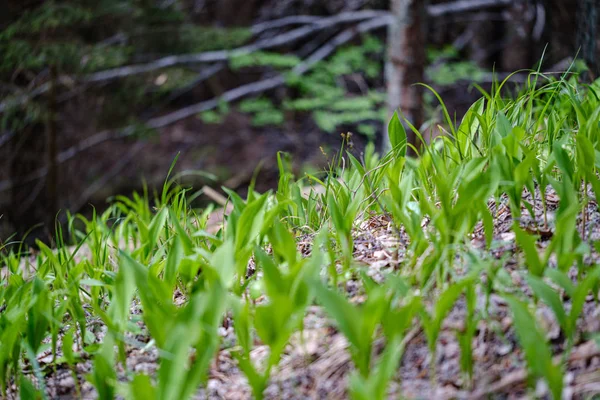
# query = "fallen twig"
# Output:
<box><xmin>201</xmin><ymin>185</ymin><xmax>229</xmax><ymax>207</ymax></box>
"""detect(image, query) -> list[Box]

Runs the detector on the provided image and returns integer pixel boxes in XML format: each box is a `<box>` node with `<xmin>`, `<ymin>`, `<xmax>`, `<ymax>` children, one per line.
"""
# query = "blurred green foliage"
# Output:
<box><xmin>0</xmin><ymin>0</ymin><xmax>251</xmax><ymax>133</ymax></box>
<box><xmin>200</xmin><ymin>35</ymin><xmax>387</xmax><ymax>138</ymax></box>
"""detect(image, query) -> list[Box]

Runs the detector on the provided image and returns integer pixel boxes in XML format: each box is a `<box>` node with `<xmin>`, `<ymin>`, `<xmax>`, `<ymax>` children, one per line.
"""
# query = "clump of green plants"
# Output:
<box><xmin>2</xmin><ymin>70</ymin><xmax>600</xmax><ymax>400</ymax></box>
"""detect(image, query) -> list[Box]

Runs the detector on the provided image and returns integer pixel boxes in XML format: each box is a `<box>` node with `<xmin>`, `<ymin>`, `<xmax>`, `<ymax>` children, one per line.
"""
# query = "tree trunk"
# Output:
<box><xmin>502</xmin><ymin>0</ymin><xmax>536</xmax><ymax>71</ymax></box>
<box><xmin>385</xmin><ymin>0</ymin><xmax>427</xmax><ymax>154</ymax></box>
<box><xmin>577</xmin><ymin>0</ymin><xmax>599</xmax><ymax>80</ymax></box>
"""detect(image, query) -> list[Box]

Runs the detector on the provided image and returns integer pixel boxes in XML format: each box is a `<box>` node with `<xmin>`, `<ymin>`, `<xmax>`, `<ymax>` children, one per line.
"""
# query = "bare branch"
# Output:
<box><xmin>294</xmin><ymin>15</ymin><xmax>393</xmax><ymax>75</ymax></box>
<box><xmin>0</xmin><ymin>15</ymin><xmax>391</xmax><ymax>193</ymax></box>
<box><xmin>428</xmin><ymin>0</ymin><xmax>512</xmax><ymax>17</ymax></box>
<box><xmin>251</xmin><ymin>15</ymin><xmax>321</xmax><ymax>34</ymax></box>
<box><xmin>0</xmin><ymin>74</ymin><xmax>78</xmax><ymax>114</ymax></box>
<box><xmin>0</xmin><ymin>2</ymin><xmax>518</xmax><ymax>114</ymax></box>
<box><xmin>0</xmin><ymin>82</ymin><xmax>50</xmax><ymax>114</ymax></box>
<box><xmin>146</xmin><ymin>75</ymin><xmax>286</xmax><ymax>129</ymax></box>
<box><xmin>84</xmin><ymin>10</ymin><xmax>388</xmax><ymax>83</ymax></box>
<box><xmin>0</xmin><ymin>11</ymin><xmax>384</xmax><ymax>114</ymax></box>
<box><xmin>201</xmin><ymin>185</ymin><xmax>229</xmax><ymax>206</ymax></box>
<box><xmin>83</xmin><ymin>2</ymin><xmax>514</xmax><ymax>82</ymax></box>
<box><xmin>144</xmin><ymin>62</ymin><xmax>225</xmax><ymax>118</ymax></box>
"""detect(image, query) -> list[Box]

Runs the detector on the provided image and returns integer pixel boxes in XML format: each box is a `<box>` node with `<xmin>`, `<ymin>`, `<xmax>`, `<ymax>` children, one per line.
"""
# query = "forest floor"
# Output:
<box><xmin>9</xmin><ymin>183</ymin><xmax>600</xmax><ymax>400</ymax></box>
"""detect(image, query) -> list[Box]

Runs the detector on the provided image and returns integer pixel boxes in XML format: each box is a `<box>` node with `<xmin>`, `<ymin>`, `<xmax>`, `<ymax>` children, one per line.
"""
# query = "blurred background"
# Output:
<box><xmin>0</xmin><ymin>0</ymin><xmax>597</xmax><ymax>245</ymax></box>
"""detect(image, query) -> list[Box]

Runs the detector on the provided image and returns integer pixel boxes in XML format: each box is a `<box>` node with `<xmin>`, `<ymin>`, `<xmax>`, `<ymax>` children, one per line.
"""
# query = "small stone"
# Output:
<box><xmin>495</xmin><ymin>343</ymin><xmax>512</xmax><ymax>356</ymax></box>
<box><xmin>501</xmin><ymin>317</ymin><xmax>512</xmax><ymax>331</ymax></box>
<box><xmin>500</xmin><ymin>232</ymin><xmax>516</xmax><ymax>242</ymax></box>
<box><xmin>38</xmin><ymin>354</ymin><xmax>53</xmax><ymax>364</ymax></box>
<box><xmin>207</xmin><ymin>379</ymin><xmax>219</xmax><ymax>391</ymax></box>
<box><xmin>565</xmin><ymin>372</ymin><xmax>575</xmax><ymax>384</ymax></box>
<box><xmin>563</xmin><ymin>386</ymin><xmax>574</xmax><ymax>400</ymax></box>
<box><xmin>58</xmin><ymin>376</ymin><xmax>75</xmax><ymax>388</ymax></box>
<box><xmin>373</xmin><ymin>250</ymin><xmax>387</xmax><ymax>260</ymax></box>
<box><xmin>535</xmin><ymin>379</ymin><xmax>549</xmax><ymax>398</ymax></box>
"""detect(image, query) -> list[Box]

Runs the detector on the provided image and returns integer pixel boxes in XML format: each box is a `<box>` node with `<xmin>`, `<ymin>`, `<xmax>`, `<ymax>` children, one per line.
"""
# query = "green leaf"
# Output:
<box><xmin>130</xmin><ymin>374</ymin><xmax>156</xmax><ymax>400</ymax></box>
<box><xmin>234</xmin><ymin>193</ymin><xmax>269</xmax><ymax>250</ymax></box>
<box><xmin>254</xmin><ymin>297</ymin><xmax>294</xmax><ymax>348</ymax></box>
<box><xmin>20</xmin><ymin>375</ymin><xmax>41</xmax><ymax>400</ymax></box>
<box><xmin>231</xmin><ymin>299</ymin><xmax>252</xmax><ymax>354</ymax></box>
<box><xmin>513</xmin><ymin>224</ymin><xmax>544</xmax><ymax>276</ymax></box>
<box><xmin>576</xmin><ymin>134</ymin><xmax>595</xmax><ymax>174</ymax></box>
<box><xmin>109</xmin><ymin>253</ymin><xmax>137</xmax><ymax>330</ymax></box>
<box><xmin>62</xmin><ymin>327</ymin><xmax>76</xmax><ymax>365</ymax></box>
<box><xmin>88</xmin><ymin>334</ymin><xmax>116</xmax><ymax>400</ymax></box>
<box><xmin>232</xmin><ymin>352</ymin><xmax>267</xmax><ymax>399</ymax></box>
<box><xmin>568</xmin><ymin>267</ymin><xmax>600</xmax><ymax>335</ymax></box>
<box><xmin>209</xmin><ymin>240</ymin><xmax>236</xmax><ymax>288</ymax></box>
<box><xmin>164</xmin><ymin>235</ymin><xmax>183</xmax><ymax>286</ymax></box>
<box><xmin>481</xmin><ymin>203</ymin><xmax>494</xmax><ymax>249</ymax></box>
<box><xmin>527</xmin><ymin>275</ymin><xmax>568</xmax><ymax>333</ymax></box>
<box><xmin>254</xmin><ymin>247</ymin><xmax>286</xmax><ymax>298</ymax></box>
<box><xmin>552</xmin><ymin>140</ymin><xmax>574</xmax><ymax>180</ymax></box>
<box><xmin>544</xmin><ymin>269</ymin><xmax>575</xmax><ymax>299</ymax></box>
<box><xmin>458</xmin><ymin>284</ymin><xmax>477</xmax><ymax>382</ymax></box>
<box><xmin>311</xmin><ymin>280</ymin><xmax>361</xmax><ymax>349</ymax></box>
<box><xmin>145</xmin><ymin>207</ymin><xmax>168</xmax><ymax>259</ymax></box>
<box><xmin>505</xmin><ymin>295</ymin><xmax>563</xmax><ymax>399</ymax></box>
<box><xmin>423</xmin><ymin>279</ymin><xmax>471</xmax><ymax>351</ymax></box>
<box><xmin>327</xmin><ymin>192</ymin><xmax>346</xmax><ymax>234</ymax></box>
<box><xmin>26</xmin><ymin>278</ymin><xmax>51</xmax><ymax>353</ymax></box>
<box><xmin>496</xmin><ymin>111</ymin><xmax>512</xmax><ymax>138</ymax></box>
<box><xmin>268</xmin><ymin>221</ymin><xmax>298</xmax><ymax>266</ymax></box>
<box><xmin>388</xmin><ymin>111</ymin><xmax>407</xmax><ymax>157</ymax></box>
<box><xmin>456</xmin><ymin>97</ymin><xmax>484</xmax><ymax>158</ymax></box>
<box><xmin>349</xmin><ymin>335</ymin><xmax>405</xmax><ymax>400</ymax></box>
<box><xmin>382</xmin><ymin>295</ymin><xmax>420</xmax><ymax>340</ymax></box>
<box><xmin>168</xmin><ymin>208</ymin><xmax>193</xmax><ymax>253</ymax></box>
